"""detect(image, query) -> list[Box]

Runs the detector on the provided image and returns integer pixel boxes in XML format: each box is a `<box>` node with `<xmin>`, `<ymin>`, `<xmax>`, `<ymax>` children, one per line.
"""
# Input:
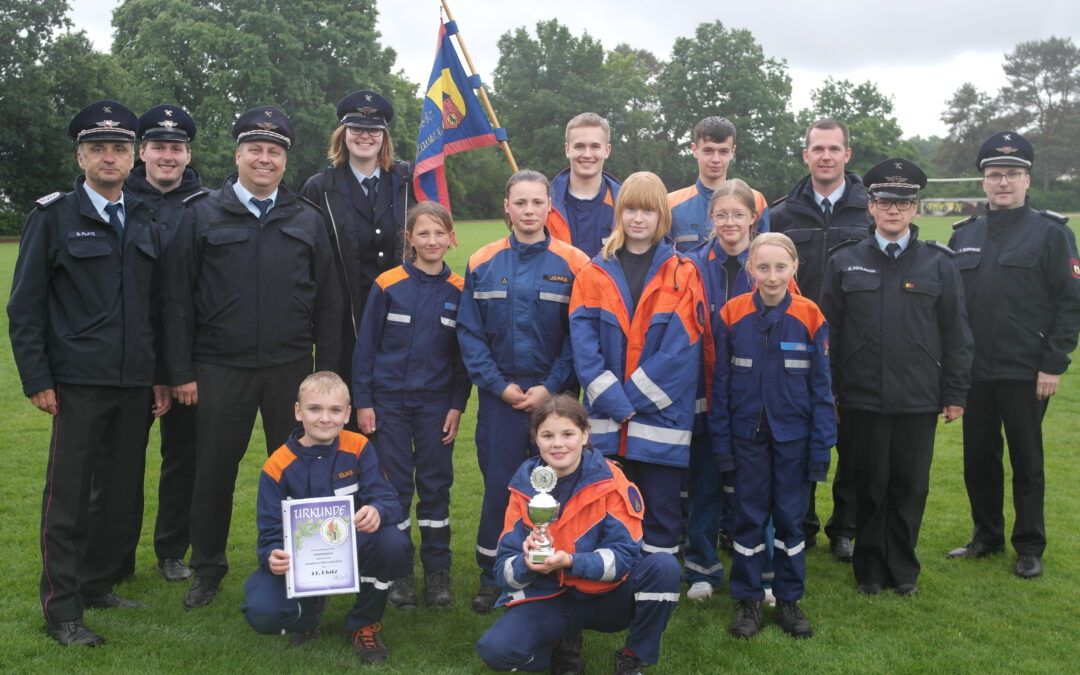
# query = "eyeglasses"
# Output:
<box><xmin>983</xmin><ymin>170</ymin><xmax>1027</xmax><ymax>184</ymax></box>
<box><xmin>871</xmin><ymin>199</ymin><xmax>916</xmax><ymax>212</ymax></box>
<box><xmin>347</xmin><ymin>127</ymin><xmax>384</xmax><ymax>138</ymax></box>
<box><xmin>711</xmin><ymin>211</ymin><xmax>752</xmax><ymax>224</ymax></box>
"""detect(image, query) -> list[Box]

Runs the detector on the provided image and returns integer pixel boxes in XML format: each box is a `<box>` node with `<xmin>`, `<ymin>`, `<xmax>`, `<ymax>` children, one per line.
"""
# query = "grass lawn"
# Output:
<box><xmin>0</xmin><ymin>215</ymin><xmax>1077</xmax><ymax>672</ymax></box>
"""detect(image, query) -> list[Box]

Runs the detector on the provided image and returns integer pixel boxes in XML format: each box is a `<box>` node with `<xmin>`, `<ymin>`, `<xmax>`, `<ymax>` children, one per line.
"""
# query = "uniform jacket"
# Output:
<box><xmin>686</xmin><ymin>240</ymin><xmax>801</xmax><ymax>434</ymax></box>
<box><xmin>709</xmin><ymin>291</ymin><xmax>836</xmax><ymax>471</ymax></box>
<box><xmin>255</xmin><ymin>429</ymin><xmax>401</xmax><ymax>569</ymax></box>
<box><xmin>667</xmin><ymin>178</ymin><xmax>770</xmax><ymax>253</ymax></box>
<box><xmin>769</xmin><ymin>172</ymin><xmax>870</xmax><ymax>302</ymax></box>
<box><xmin>569</xmin><ymin>239</ymin><xmax>707</xmax><ymax>468</ymax></box>
<box><xmin>547</xmin><ymin>168</ymin><xmax>621</xmax><ymax>259</ymax></box>
<box><xmin>124</xmin><ymin>164</ymin><xmax>207</xmax><ymax>252</ymax></box>
<box><xmin>494</xmin><ymin>450</ymin><xmax>645</xmax><ymax>607</ymax></box>
<box><xmin>457</xmin><ymin>232</ymin><xmax>590</xmax><ymax>397</ymax></box>
<box><xmin>8</xmin><ymin>178</ymin><xmax>162</xmax><ymax>395</ymax></box>
<box><xmin>299</xmin><ymin>161</ymin><xmax>413</xmax><ymax>338</ymax></box>
<box><xmin>163</xmin><ymin>177</ymin><xmax>343</xmax><ymax>384</ymax></box>
<box><xmin>820</xmin><ymin>225</ymin><xmax>973</xmax><ymax>413</ymax></box>
<box><xmin>949</xmin><ymin>201</ymin><xmax>1080</xmax><ymax>380</ymax></box>
<box><xmin>351</xmin><ymin>259</ymin><xmax>471</xmax><ymax>411</ymax></box>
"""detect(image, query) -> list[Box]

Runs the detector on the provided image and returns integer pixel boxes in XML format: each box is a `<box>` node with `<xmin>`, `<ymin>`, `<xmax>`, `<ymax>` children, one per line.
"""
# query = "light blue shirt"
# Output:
<box><xmin>875</xmin><ymin>229</ymin><xmax>911</xmax><ymax>255</ymax></box>
<box><xmin>82</xmin><ymin>182</ymin><xmax>125</xmax><ymax>226</ymax></box>
<box><xmin>349</xmin><ymin>165</ymin><xmax>382</xmax><ymax>197</ymax></box>
<box><xmin>813</xmin><ymin>183</ymin><xmax>846</xmax><ymax>212</ymax></box>
<box><xmin>233</xmin><ymin>180</ymin><xmax>279</xmax><ymax>219</ymax></box>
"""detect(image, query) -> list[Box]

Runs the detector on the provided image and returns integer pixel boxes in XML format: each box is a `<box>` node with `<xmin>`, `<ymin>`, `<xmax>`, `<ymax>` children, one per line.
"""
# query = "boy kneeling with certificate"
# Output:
<box><xmin>241</xmin><ymin>372</ymin><xmax>407</xmax><ymax>665</ymax></box>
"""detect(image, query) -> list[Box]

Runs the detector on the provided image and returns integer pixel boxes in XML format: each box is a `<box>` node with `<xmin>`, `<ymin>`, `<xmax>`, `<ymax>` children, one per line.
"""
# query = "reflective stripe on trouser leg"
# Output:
<box><xmin>684</xmin><ymin>434</ymin><xmax>723</xmax><ymax>585</ymax></box>
<box><xmin>624</xmin><ymin>554</ymin><xmax>681</xmax><ymax>664</ymax></box>
<box><xmin>345</xmin><ymin>526</ymin><xmax>408</xmax><ymax>631</ymax></box>
<box><xmin>414</xmin><ymin>398</ymin><xmax>455</xmax><ymax>572</ymax></box>
<box><xmin>729</xmin><ymin>435</ymin><xmax>771</xmax><ymax>600</ymax></box>
<box><xmin>370</xmin><ymin>399</ymin><xmax>418</xmax><ymax>578</ymax></box>
<box><xmin>770</xmin><ymin>438</ymin><xmax>811</xmax><ymax>602</ymax></box>
<box><xmin>475</xmin><ymin>389</ymin><xmax>531</xmax><ymax>584</ymax></box>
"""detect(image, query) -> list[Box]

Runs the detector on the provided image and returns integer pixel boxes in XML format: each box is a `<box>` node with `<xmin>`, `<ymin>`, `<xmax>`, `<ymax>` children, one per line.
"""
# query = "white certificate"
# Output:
<box><xmin>282</xmin><ymin>495</ymin><xmax>361</xmax><ymax>599</ymax></box>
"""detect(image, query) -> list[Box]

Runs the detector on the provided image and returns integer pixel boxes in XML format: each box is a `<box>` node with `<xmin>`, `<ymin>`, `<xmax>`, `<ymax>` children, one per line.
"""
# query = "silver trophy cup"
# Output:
<box><xmin>527</xmin><ymin>466</ymin><xmax>560</xmax><ymax>564</ymax></box>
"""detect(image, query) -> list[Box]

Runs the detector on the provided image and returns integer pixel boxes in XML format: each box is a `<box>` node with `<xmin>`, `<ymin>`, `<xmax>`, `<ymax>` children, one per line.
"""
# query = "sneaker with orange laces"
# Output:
<box><xmin>352</xmin><ymin>622</ymin><xmax>389</xmax><ymax>665</ymax></box>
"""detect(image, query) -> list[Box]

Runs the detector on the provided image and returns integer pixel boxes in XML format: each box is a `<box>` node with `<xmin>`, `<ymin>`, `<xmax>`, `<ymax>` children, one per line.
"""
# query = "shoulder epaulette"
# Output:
<box><xmin>1039</xmin><ymin>209</ymin><xmax>1069</xmax><ymax>224</ymax></box>
<box><xmin>35</xmin><ymin>192</ymin><xmax>64</xmax><ymax>208</ymax></box>
<box><xmin>952</xmin><ymin>214</ymin><xmax>977</xmax><ymax>229</ymax></box>
<box><xmin>769</xmin><ymin>194</ymin><xmax>789</xmax><ymax>208</ymax></box>
<box><xmin>182</xmin><ymin>190</ymin><xmax>210</xmax><ymax>205</ymax></box>
<box><xmin>828</xmin><ymin>238</ymin><xmax>860</xmax><ymax>254</ymax></box>
<box><xmin>926</xmin><ymin>240</ymin><xmax>955</xmax><ymax>256</ymax></box>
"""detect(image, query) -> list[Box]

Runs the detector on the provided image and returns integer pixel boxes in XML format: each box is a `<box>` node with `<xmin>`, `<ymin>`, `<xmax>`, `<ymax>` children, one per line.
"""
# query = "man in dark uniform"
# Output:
<box><xmin>117</xmin><ymin>104</ymin><xmax>207</xmax><ymax>584</ymax></box>
<box><xmin>164</xmin><ymin>106</ymin><xmax>343</xmax><ymax>608</ymax></box>
<box><xmin>947</xmin><ymin>131</ymin><xmax>1080</xmax><ymax>579</ymax></box>
<box><xmin>821</xmin><ymin>158</ymin><xmax>973</xmax><ymax>596</ymax></box>
<box><xmin>8</xmin><ymin>100</ymin><xmax>171</xmax><ymax>646</ymax></box>
<box><xmin>770</xmin><ymin>118</ymin><xmax>870</xmax><ymax>560</ymax></box>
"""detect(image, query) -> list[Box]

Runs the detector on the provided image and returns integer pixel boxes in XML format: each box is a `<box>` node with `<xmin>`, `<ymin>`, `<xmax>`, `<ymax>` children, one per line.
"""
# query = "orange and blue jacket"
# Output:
<box><xmin>708</xmin><ymin>291</ymin><xmax>836</xmax><ymax>473</ymax></box>
<box><xmin>351</xmin><ymin>259</ymin><xmax>471</xmax><ymax>411</ymax></box>
<box><xmin>667</xmin><ymin>179</ymin><xmax>770</xmax><ymax>253</ymax></box>
<box><xmin>569</xmin><ymin>238</ymin><xmax>707</xmax><ymax>468</ymax></box>
<box><xmin>458</xmin><ymin>232</ymin><xmax>590</xmax><ymax>397</ymax></box>
<box><xmin>547</xmin><ymin>168</ymin><xmax>621</xmax><ymax>259</ymax></box>
<box><xmin>494</xmin><ymin>450</ymin><xmax>645</xmax><ymax>607</ymax></box>
<box><xmin>255</xmin><ymin>429</ymin><xmax>401</xmax><ymax>570</ymax></box>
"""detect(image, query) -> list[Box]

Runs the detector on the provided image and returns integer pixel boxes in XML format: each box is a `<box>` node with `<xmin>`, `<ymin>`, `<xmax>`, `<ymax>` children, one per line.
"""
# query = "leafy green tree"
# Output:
<box><xmin>655</xmin><ymin>20</ymin><xmax>801</xmax><ymax>199</ymax></box>
<box><xmin>798</xmin><ymin>77</ymin><xmax>916</xmax><ymax>176</ymax></box>
<box><xmin>937</xmin><ymin>83</ymin><xmax>1020</xmax><ymax>175</ymax></box>
<box><xmin>110</xmin><ymin>0</ymin><xmax>416</xmax><ymax>189</ymax></box>
<box><xmin>601</xmin><ymin>44</ymin><xmax>668</xmax><ymax>181</ymax></box>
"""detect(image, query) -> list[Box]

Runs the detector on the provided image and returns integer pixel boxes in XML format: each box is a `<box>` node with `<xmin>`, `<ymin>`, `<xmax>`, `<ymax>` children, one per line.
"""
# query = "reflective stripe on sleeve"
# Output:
<box><xmin>627</xmin><ymin>421</ymin><xmax>691</xmax><ymax>447</ymax></box>
<box><xmin>630</xmin><ymin>368</ymin><xmax>673</xmax><ymax>409</ymax></box>
<box><xmin>588</xmin><ymin>417</ymin><xmax>621</xmax><ymax>434</ymax></box>
<box><xmin>586</xmin><ymin>370</ymin><xmax>619</xmax><ymax>404</ymax></box>
<box><xmin>596</xmin><ymin>548</ymin><xmax>617</xmax><ymax>582</ymax></box>
<box><xmin>503</xmin><ymin>555</ymin><xmax>528</xmax><ymax>589</ymax></box>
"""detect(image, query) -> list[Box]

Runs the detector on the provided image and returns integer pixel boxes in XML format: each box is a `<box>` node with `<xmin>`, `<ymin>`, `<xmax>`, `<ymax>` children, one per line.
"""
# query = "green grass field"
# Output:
<box><xmin>1</xmin><ymin>216</ymin><xmax>1078</xmax><ymax>673</ymax></box>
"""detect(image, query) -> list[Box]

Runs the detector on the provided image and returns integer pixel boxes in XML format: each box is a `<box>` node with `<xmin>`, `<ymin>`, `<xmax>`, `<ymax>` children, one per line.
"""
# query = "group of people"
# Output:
<box><xmin>8</xmin><ymin>87</ymin><xmax>1079</xmax><ymax>675</ymax></box>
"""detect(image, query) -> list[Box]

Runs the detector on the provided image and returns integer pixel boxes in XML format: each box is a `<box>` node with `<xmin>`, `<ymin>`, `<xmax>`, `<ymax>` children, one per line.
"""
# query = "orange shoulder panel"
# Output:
<box><xmin>375</xmin><ymin>265</ymin><xmax>410</xmax><ymax>290</ymax></box>
<box><xmin>667</xmin><ymin>185</ymin><xmax>698</xmax><ymax>209</ymax></box>
<box><xmin>720</xmin><ymin>293</ymin><xmax>757</xmax><ymax>328</ymax></box>
<box><xmin>571</xmin><ymin>263</ymin><xmax>631</xmax><ymax>333</ymax></box>
<box><xmin>547</xmin><ymin>211</ymin><xmax>571</xmax><ymax>245</ymax></box>
<box><xmin>447</xmin><ymin>272</ymin><xmax>465</xmax><ymax>292</ymax></box>
<box><xmin>603</xmin><ymin>186</ymin><xmax>615</xmax><ymax>207</ymax></box>
<box><xmin>752</xmin><ymin>189</ymin><xmax>768</xmax><ymax>216</ymax></box>
<box><xmin>786</xmin><ymin>295</ymin><xmax>826</xmax><ymax>336</ymax></box>
<box><xmin>337</xmin><ymin>430</ymin><xmax>370</xmax><ymax>458</ymax></box>
<box><xmin>468</xmin><ymin>237</ymin><xmax>511</xmax><ymax>270</ymax></box>
<box><xmin>262</xmin><ymin>445</ymin><xmax>297</xmax><ymax>483</ymax></box>
<box><xmin>548</xmin><ymin>237</ymin><xmax>591</xmax><ymax>274</ymax></box>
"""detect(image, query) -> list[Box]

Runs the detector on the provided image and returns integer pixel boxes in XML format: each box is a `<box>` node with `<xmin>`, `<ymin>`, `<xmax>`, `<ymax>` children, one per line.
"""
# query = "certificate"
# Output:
<box><xmin>282</xmin><ymin>495</ymin><xmax>361</xmax><ymax>599</ymax></box>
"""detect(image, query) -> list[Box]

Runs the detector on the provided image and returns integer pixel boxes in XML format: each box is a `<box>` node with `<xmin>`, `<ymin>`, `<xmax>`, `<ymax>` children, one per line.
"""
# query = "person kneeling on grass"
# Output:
<box><xmin>476</xmin><ymin>395</ymin><xmax>681</xmax><ymax>674</ymax></box>
<box><xmin>241</xmin><ymin>371</ymin><xmax>407</xmax><ymax>665</ymax></box>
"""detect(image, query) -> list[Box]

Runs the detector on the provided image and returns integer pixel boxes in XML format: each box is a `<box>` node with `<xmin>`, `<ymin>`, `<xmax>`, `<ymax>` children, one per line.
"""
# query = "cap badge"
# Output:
<box><xmin>886</xmin><ymin>175</ymin><xmax>907</xmax><ymax>182</ymax></box>
<box><xmin>159</xmin><ymin>120</ymin><xmax>179</xmax><ymax>129</ymax></box>
<box><xmin>96</xmin><ymin>120</ymin><xmax>117</xmax><ymax>128</ymax></box>
<box><xmin>256</xmin><ymin>122</ymin><xmax>278</xmax><ymax>130</ymax></box>
<box><xmin>996</xmin><ymin>145</ymin><xmax>1018</xmax><ymax>154</ymax></box>
<box><xmin>356</xmin><ymin>106</ymin><xmax>378</xmax><ymax>115</ymax></box>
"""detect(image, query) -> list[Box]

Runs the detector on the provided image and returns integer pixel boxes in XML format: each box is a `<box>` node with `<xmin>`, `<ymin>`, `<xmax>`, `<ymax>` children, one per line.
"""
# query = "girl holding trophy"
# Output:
<box><xmin>476</xmin><ymin>395</ymin><xmax>680</xmax><ymax>674</ymax></box>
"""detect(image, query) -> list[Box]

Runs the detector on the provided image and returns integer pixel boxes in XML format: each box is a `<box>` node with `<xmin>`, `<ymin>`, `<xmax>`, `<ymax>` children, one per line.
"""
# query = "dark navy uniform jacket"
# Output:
<box><xmin>124</xmin><ymin>164</ymin><xmax>207</xmax><ymax>252</ymax></box>
<box><xmin>949</xmin><ymin>202</ymin><xmax>1080</xmax><ymax>381</ymax></box>
<box><xmin>8</xmin><ymin>177</ymin><xmax>162</xmax><ymax>395</ymax></box>
<box><xmin>163</xmin><ymin>177</ymin><xmax>343</xmax><ymax>384</ymax></box>
<box><xmin>821</xmin><ymin>225</ymin><xmax>974</xmax><ymax>413</ymax></box>
<box><xmin>351</xmin><ymin>259</ymin><xmax>471</xmax><ymax>411</ymax></box>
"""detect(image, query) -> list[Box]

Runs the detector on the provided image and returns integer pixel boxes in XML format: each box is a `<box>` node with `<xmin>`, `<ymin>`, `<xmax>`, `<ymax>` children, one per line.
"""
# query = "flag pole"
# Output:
<box><xmin>440</xmin><ymin>0</ymin><xmax>518</xmax><ymax>172</ymax></box>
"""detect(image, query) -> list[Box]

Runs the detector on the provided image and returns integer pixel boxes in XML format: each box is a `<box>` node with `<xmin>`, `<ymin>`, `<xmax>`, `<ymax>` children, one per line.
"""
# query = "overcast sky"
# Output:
<box><xmin>69</xmin><ymin>0</ymin><xmax>1078</xmax><ymax>138</ymax></box>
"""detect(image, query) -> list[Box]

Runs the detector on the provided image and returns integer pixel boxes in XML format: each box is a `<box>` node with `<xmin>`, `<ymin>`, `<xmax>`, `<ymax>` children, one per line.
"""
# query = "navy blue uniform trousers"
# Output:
<box><xmin>371</xmin><ymin>394</ymin><xmax>454</xmax><ymax>577</ymax></box>
<box><xmin>242</xmin><ymin>525</ymin><xmax>407</xmax><ymax>634</ymax></box>
<box><xmin>476</xmin><ymin>553</ymin><xmax>681</xmax><ymax>670</ymax></box>
<box><xmin>684</xmin><ymin>433</ymin><xmax>728</xmax><ymax>586</ymax></box>
<box><xmin>618</xmin><ymin>459</ymin><xmax>685</xmax><ymax>556</ymax></box>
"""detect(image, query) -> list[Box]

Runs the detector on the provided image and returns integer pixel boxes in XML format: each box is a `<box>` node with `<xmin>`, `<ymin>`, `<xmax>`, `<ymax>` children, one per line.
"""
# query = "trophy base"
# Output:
<box><xmin>528</xmin><ymin>548</ymin><xmax>554</xmax><ymax>565</ymax></box>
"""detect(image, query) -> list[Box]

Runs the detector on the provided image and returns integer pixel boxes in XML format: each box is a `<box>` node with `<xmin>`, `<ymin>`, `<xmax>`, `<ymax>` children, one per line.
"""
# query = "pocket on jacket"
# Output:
<box><xmin>380</xmin><ymin>311</ymin><xmax>413</xmax><ymax>351</ymax></box>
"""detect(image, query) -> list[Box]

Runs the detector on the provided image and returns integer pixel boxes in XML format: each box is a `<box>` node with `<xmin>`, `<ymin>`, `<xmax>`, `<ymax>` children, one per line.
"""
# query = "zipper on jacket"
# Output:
<box><xmin>324</xmin><ymin>193</ymin><xmax>358</xmax><ymax>335</ymax></box>
<box><xmin>755</xmin><ymin>323</ymin><xmax>769</xmax><ymax>433</ymax></box>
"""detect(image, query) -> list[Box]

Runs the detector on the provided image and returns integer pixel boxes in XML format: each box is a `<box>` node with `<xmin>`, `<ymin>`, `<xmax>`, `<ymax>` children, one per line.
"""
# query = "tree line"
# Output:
<box><xmin>1</xmin><ymin>0</ymin><xmax>1078</xmax><ymax>227</ymax></box>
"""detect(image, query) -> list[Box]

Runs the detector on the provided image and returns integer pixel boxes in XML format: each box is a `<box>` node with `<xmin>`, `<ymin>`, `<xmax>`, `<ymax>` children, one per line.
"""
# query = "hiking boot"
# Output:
<box><xmin>775</xmin><ymin>599</ymin><xmax>813</xmax><ymax>639</ymax></box>
<box><xmin>288</xmin><ymin>596</ymin><xmax>327</xmax><ymax>646</ymax></box>
<box><xmin>352</xmin><ymin>622</ymin><xmax>389</xmax><ymax>665</ymax></box>
<box><xmin>729</xmin><ymin>598</ymin><xmax>763</xmax><ymax>638</ymax></box>
<box><xmin>471</xmin><ymin>584</ymin><xmax>500</xmax><ymax>614</ymax></box>
<box><xmin>550</xmin><ymin>631</ymin><xmax>585</xmax><ymax>675</ymax></box>
<box><xmin>424</xmin><ymin>569</ymin><xmax>453</xmax><ymax>608</ymax></box>
<box><xmin>387</xmin><ymin>575</ymin><xmax>417</xmax><ymax>610</ymax></box>
<box><xmin>613</xmin><ymin>647</ymin><xmax>648</xmax><ymax>674</ymax></box>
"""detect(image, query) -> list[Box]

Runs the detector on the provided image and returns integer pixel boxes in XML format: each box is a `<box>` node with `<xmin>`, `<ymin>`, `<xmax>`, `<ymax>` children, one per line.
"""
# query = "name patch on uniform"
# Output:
<box><xmin>627</xmin><ymin>486</ymin><xmax>644</xmax><ymax>513</ymax></box>
<box><xmin>842</xmin><ymin>266</ymin><xmax>879</xmax><ymax>274</ymax></box>
<box><xmin>543</xmin><ymin>274</ymin><xmax>571</xmax><ymax>284</ymax></box>
<box><xmin>780</xmin><ymin>342</ymin><xmax>812</xmax><ymax>352</ymax></box>
<box><xmin>68</xmin><ymin>231</ymin><xmax>100</xmax><ymax>238</ymax></box>
<box><xmin>904</xmin><ymin>281</ymin><xmax>916</xmax><ymax>289</ymax></box>
<box><xmin>954</xmin><ymin>247</ymin><xmax>981</xmax><ymax>255</ymax></box>
<box><xmin>443</xmin><ymin>302</ymin><xmax>458</xmax><ymax>311</ymax></box>
<box><xmin>337</xmin><ymin>469</ymin><xmax>354</xmax><ymax>480</ymax></box>
<box><xmin>1071</xmin><ymin>257</ymin><xmax>1080</xmax><ymax>279</ymax></box>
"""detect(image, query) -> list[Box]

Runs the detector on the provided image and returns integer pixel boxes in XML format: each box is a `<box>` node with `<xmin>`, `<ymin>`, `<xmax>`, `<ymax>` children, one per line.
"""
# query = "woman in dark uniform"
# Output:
<box><xmin>300</xmin><ymin>90</ymin><xmax>414</xmax><ymax>381</ymax></box>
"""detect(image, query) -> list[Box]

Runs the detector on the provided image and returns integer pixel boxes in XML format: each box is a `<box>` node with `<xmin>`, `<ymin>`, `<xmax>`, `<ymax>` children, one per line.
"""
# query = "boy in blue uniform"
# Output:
<box><xmin>241</xmin><ymin>372</ymin><xmax>407</xmax><ymax>665</ymax></box>
<box><xmin>547</xmin><ymin>113</ymin><xmax>621</xmax><ymax>258</ymax></box>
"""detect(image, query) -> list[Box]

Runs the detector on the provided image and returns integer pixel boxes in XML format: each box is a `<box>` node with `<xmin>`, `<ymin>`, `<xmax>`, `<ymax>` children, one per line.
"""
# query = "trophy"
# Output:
<box><xmin>527</xmin><ymin>465</ymin><xmax>560</xmax><ymax>564</ymax></box>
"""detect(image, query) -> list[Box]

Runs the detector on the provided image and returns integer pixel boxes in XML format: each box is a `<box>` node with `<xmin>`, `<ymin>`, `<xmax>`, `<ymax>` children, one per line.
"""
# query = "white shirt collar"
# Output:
<box><xmin>232</xmin><ymin>180</ymin><xmax>279</xmax><ymax>219</ymax></box>
<box><xmin>82</xmin><ymin>181</ymin><xmax>125</xmax><ymax>225</ymax></box>
<box><xmin>813</xmin><ymin>182</ymin><xmax>847</xmax><ymax>210</ymax></box>
<box><xmin>875</xmin><ymin>229</ymin><xmax>911</xmax><ymax>254</ymax></box>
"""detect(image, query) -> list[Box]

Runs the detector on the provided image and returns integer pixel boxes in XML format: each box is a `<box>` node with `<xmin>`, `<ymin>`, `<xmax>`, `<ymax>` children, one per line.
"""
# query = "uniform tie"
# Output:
<box><xmin>820</xmin><ymin>197</ymin><xmax>832</xmax><ymax>222</ymax></box>
<box><xmin>250</xmin><ymin>197</ymin><xmax>272</xmax><ymax>222</ymax></box>
<box><xmin>104</xmin><ymin>202</ymin><xmax>124</xmax><ymax>243</ymax></box>
<box><xmin>362</xmin><ymin>175</ymin><xmax>378</xmax><ymax>214</ymax></box>
<box><xmin>885</xmin><ymin>242</ymin><xmax>900</xmax><ymax>260</ymax></box>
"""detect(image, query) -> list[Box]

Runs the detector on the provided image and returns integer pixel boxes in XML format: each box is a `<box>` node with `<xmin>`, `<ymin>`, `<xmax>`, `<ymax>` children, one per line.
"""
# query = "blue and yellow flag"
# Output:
<box><xmin>414</xmin><ymin>20</ymin><xmax>499</xmax><ymax>212</ymax></box>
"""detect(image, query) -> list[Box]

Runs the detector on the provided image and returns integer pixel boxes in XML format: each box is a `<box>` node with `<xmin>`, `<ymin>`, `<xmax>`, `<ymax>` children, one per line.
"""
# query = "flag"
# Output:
<box><xmin>414</xmin><ymin>20</ymin><xmax>499</xmax><ymax>212</ymax></box>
